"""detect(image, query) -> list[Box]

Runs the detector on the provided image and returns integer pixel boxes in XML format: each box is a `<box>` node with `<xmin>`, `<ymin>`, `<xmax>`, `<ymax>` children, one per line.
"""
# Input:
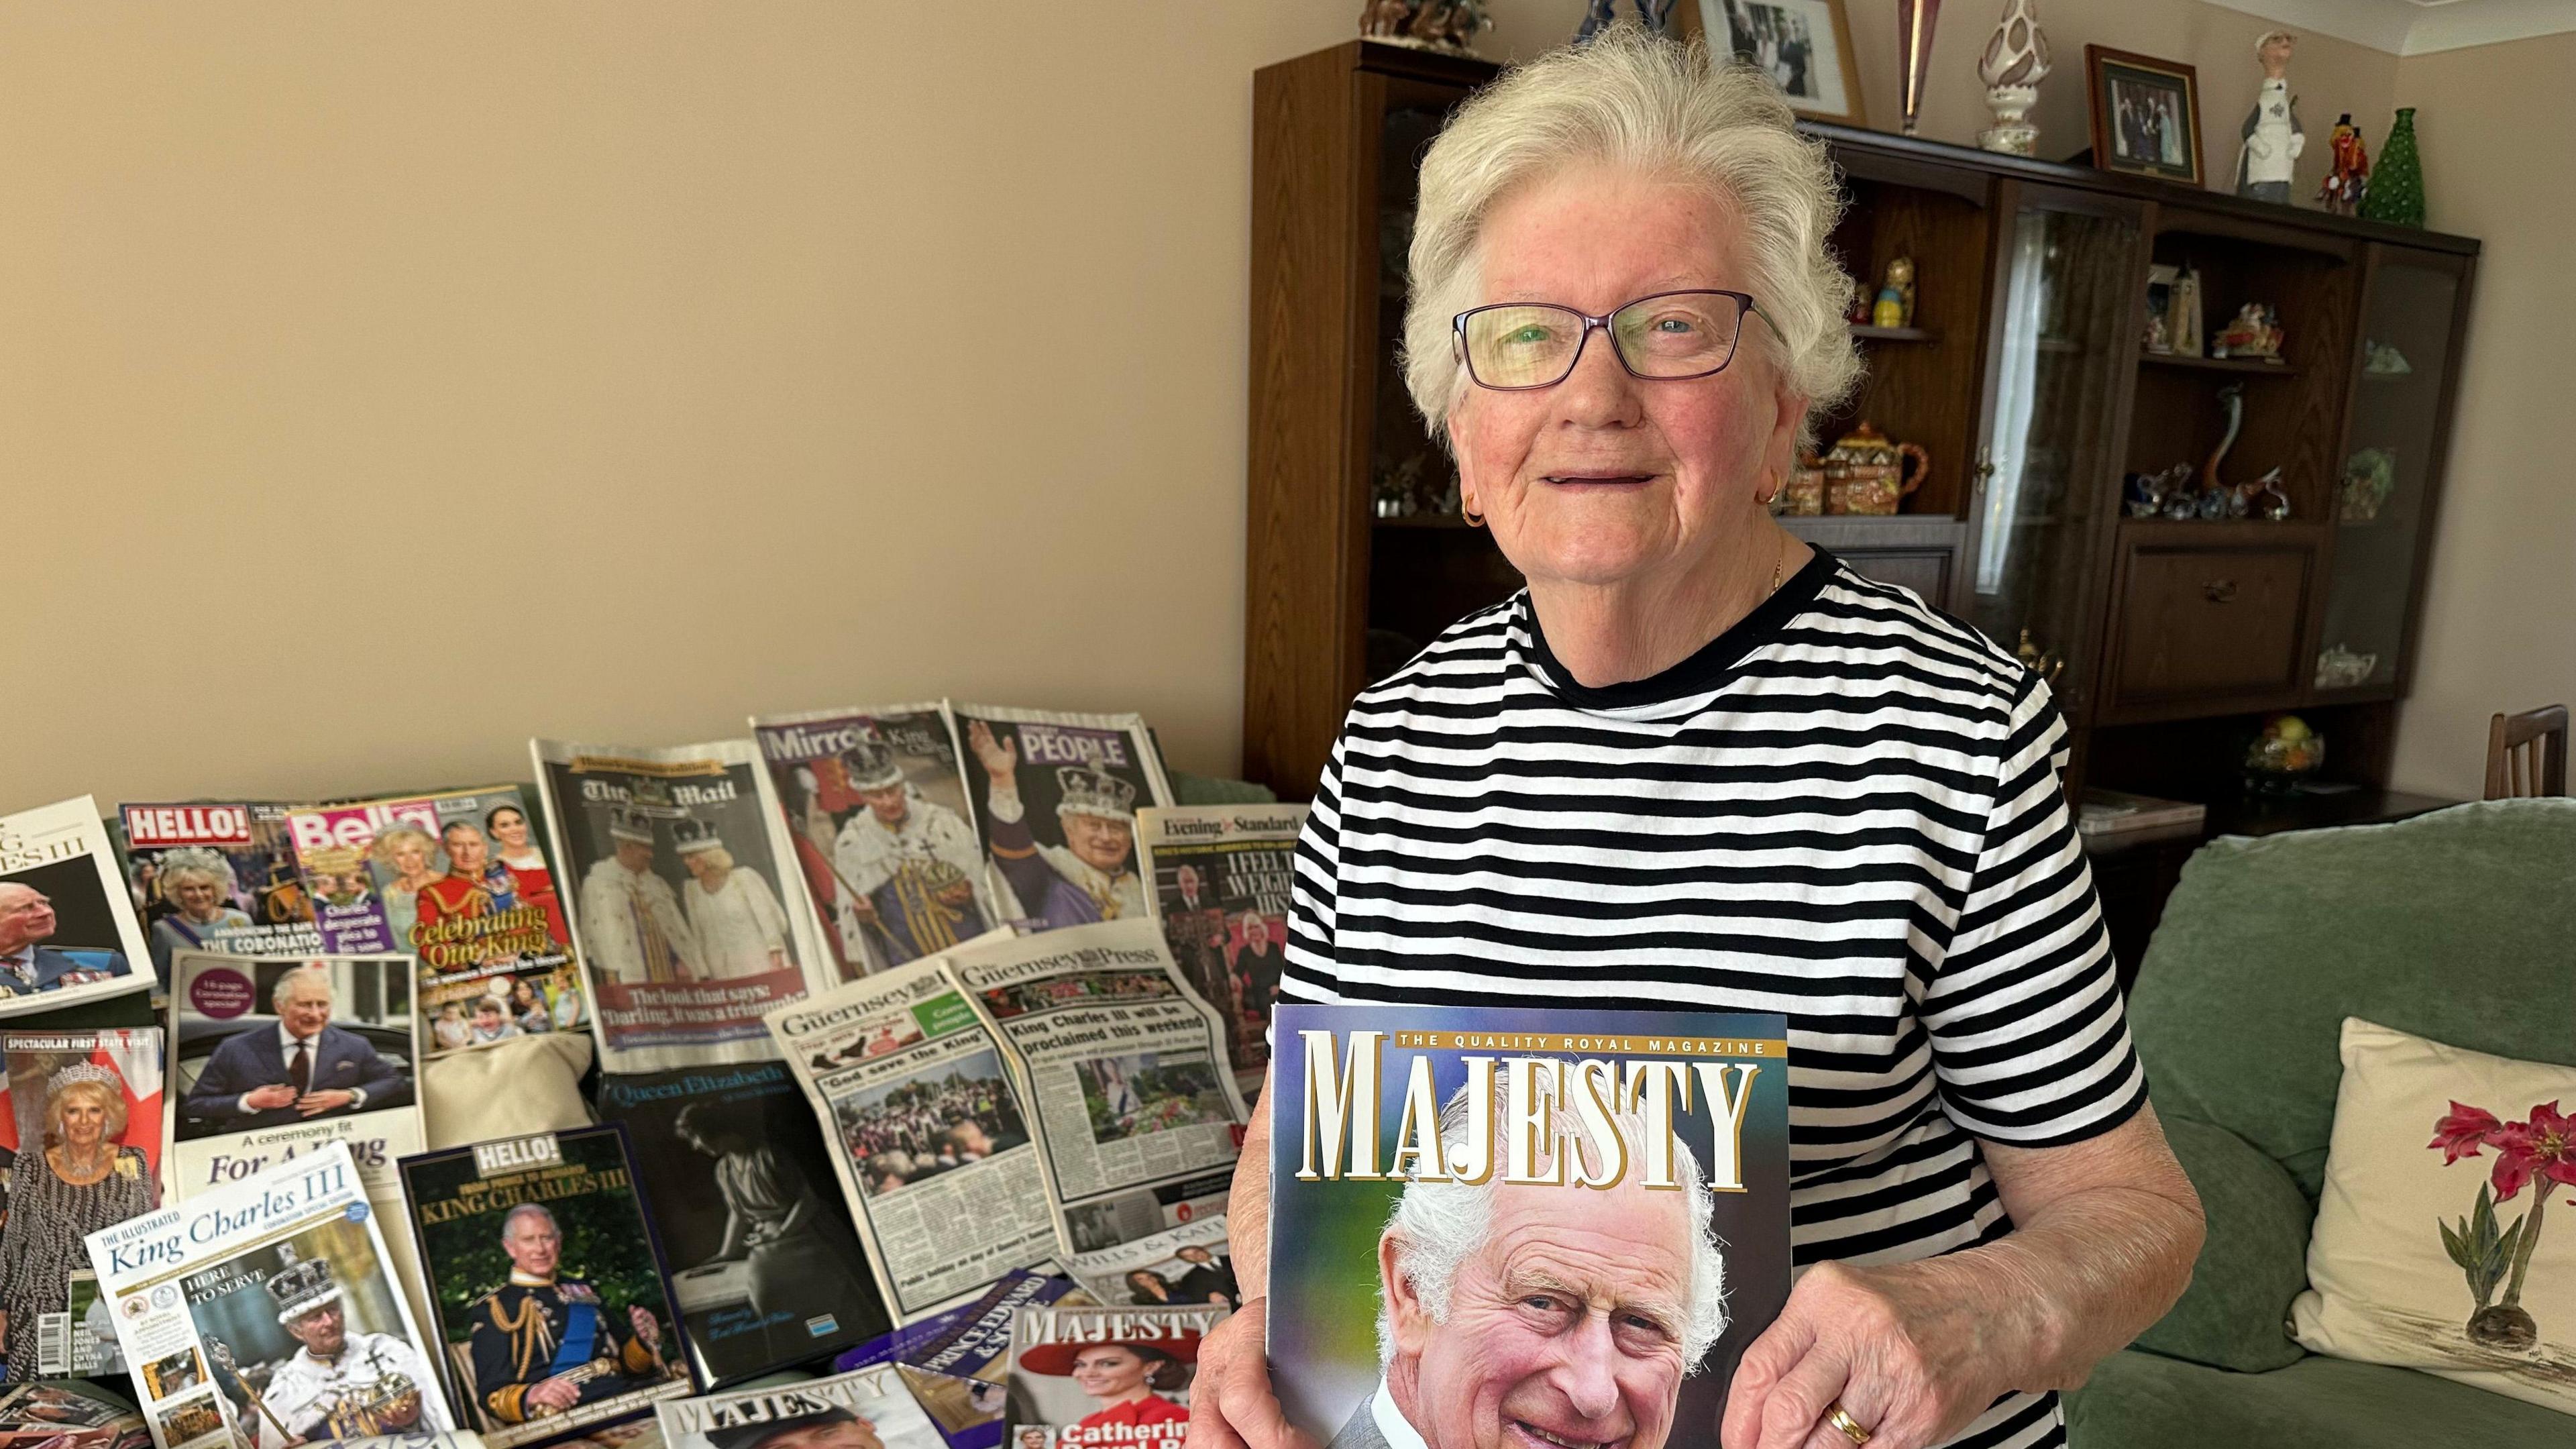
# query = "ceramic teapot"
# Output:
<box><xmin>1823</xmin><ymin>421</ymin><xmax>1931</xmax><ymax>516</ymax></box>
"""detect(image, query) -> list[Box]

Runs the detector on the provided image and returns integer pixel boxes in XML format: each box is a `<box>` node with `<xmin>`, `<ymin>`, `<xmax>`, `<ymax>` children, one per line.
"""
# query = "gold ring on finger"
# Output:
<box><xmin>1825</xmin><ymin>1401</ymin><xmax>1872</xmax><ymax>1446</ymax></box>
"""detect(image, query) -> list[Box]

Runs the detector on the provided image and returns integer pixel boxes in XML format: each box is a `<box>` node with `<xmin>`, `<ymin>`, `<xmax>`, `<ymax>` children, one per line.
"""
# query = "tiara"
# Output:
<box><xmin>48</xmin><ymin>1063</ymin><xmax>119</xmax><ymax>1094</ymax></box>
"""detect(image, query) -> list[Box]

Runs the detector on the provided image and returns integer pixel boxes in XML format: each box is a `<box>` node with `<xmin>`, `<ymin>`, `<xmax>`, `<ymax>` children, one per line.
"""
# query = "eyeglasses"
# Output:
<box><xmin>1453</xmin><ymin>289</ymin><xmax>1765</xmax><ymax>390</ymax></box>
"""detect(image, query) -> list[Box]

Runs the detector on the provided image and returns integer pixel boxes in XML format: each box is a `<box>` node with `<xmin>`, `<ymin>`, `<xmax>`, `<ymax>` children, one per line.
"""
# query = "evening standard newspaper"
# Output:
<box><xmin>1131</xmin><ymin>804</ymin><xmax>1306</xmax><ymax>1096</ymax></box>
<box><xmin>945</xmin><ymin>921</ymin><xmax>1246</xmax><ymax>1265</ymax></box>
<box><xmin>764</xmin><ymin>954</ymin><xmax>1057</xmax><ymax>1324</ymax></box>
<box><xmin>532</xmin><ymin>739</ymin><xmax>836</xmax><ymax>1071</ymax></box>
<box><xmin>87</xmin><ymin>1142</ymin><xmax>453</xmax><ymax>1449</ymax></box>
<box><xmin>0</xmin><ymin>796</ymin><xmax>156</xmax><ymax>1017</ymax></box>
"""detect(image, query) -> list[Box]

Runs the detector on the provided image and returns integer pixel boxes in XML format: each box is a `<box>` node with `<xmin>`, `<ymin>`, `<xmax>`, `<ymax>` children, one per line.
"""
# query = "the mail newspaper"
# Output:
<box><xmin>655</xmin><ymin>1362</ymin><xmax>943</xmax><ymax>1449</ymax></box>
<box><xmin>764</xmin><ymin>954</ymin><xmax>1055</xmax><ymax>1324</ymax></box>
<box><xmin>945</xmin><ymin>921</ymin><xmax>1246</xmax><ymax>1266</ymax></box>
<box><xmin>168</xmin><ymin>952</ymin><xmax>426</xmax><ymax>1209</ymax></box>
<box><xmin>87</xmin><ymin>1142</ymin><xmax>452</xmax><ymax>1449</ymax></box>
<box><xmin>0</xmin><ymin>796</ymin><xmax>156</xmax><ymax>1016</ymax></box>
<box><xmin>533</xmin><ymin>739</ymin><xmax>835</xmax><ymax>1071</ymax></box>
<box><xmin>748</xmin><ymin>704</ymin><xmax>1001</xmax><ymax>979</ymax></box>
<box><xmin>119</xmin><ymin>802</ymin><xmax>324</xmax><ymax>988</ymax></box>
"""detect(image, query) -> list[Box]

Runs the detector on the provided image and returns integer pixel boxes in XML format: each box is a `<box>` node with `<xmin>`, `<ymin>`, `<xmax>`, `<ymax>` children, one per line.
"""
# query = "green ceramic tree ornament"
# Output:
<box><xmin>2361</xmin><ymin>107</ymin><xmax>2425</xmax><ymax>227</ymax></box>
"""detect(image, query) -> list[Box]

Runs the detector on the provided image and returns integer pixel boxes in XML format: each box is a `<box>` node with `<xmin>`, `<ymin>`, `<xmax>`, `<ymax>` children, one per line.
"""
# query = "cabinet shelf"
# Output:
<box><xmin>1850</xmin><ymin>324</ymin><xmax>1943</xmax><ymax>343</ymax></box>
<box><xmin>2139</xmin><ymin>350</ymin><xmax>2301</xmax><ymax>376</ymax></box>
<box><xmin>1374</xmin><ymin>513</ymin><xmax>1475</xmax><ymax>529</ymax></box>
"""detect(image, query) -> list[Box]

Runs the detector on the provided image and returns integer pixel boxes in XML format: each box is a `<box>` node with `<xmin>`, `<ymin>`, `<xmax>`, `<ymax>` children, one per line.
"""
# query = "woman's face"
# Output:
<box><xmin>1069</xmin><ymin>1346</ymin><xmax>1151</xmax><ymax>1400</ymax></box>
<box><xmin>174</xmin><ymin>875</ymin><xmax>224</xmax><ymax>919</ymax></box>
<box><xmin>392</xmin><ymin>839</ymin><xmax>430</xmax><ymax>877</ymax></box>
<box><xmin>490</xmin><ymin>810</ymin><xmax>531</xmax><ymax>850</ymax></box>
<box><xmin>1448</xmin><ymin>166</ymin><xmax>1803</xmax><ymax>596</ymax></box>
<box><xmin>58</xmin><ymin>1089</ymin><xmax>107</xmax><ymax>1148</ymax></box>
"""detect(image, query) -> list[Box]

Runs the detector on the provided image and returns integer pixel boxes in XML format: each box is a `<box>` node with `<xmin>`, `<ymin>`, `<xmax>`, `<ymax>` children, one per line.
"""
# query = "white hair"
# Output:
<box><xmin>1402</xmin><ymin>25</ymin><xmax>1860</xmax><ymax>447</ymax></box>
<box><xmin>270</xmin><ymin>966</ymin><xmax>333</xmax><ymax>1011</ymax></box>
<box><xmin>1375</xmin><ymin>1071</ymin><xmax>1729</xmax><ymax>1371</ymax></box>
<box><xmin>500</xmin><ymin>1202</ymin><xmax>557</xmax><ymax>1244</ymax></box>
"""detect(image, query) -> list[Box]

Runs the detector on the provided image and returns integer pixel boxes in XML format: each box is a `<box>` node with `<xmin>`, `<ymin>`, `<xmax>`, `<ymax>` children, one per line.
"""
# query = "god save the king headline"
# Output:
<box><xmin>1293</xmin><ymin>1030</ymin><xmax>1779</xmax><ymax>1193</ymax></box>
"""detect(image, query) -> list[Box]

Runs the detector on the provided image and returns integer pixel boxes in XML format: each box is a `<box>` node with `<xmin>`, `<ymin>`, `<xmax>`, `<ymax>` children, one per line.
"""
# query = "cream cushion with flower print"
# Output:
<box><xmin>2292</xmin><ymin>1016</ymin><xmax>2576</xmax><ymax>1415</ymax></box>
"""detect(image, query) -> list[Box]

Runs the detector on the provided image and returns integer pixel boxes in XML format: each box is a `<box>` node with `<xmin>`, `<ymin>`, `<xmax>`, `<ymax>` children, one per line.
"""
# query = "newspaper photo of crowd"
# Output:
<box><xmin>1072</xmin><ymin>1053</ymin><xmax>1231</xmax><ymax>1144</ymax></box>
<box><xmin>833</xmin><ymin>1049</ymin><xmax>1031</xmax><ymax>1199</ymax></box>
<box><xmin>976</xmin><ymin>969</ymin><xmax>1174</xmax><ymax>1022</ymax></box>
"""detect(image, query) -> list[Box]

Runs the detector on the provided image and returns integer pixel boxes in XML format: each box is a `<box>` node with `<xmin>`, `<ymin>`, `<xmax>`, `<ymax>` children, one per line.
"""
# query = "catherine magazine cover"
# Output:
<box><xmin>1268</xmin><ymin>1003</ymin><xmax>1789</xmax><ymax>1449</ymax></box>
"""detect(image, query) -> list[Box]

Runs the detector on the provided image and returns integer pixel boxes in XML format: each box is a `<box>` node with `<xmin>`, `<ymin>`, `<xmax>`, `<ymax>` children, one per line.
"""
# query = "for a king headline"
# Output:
<box><xmin>1293</xmin><ymin>1030</ymin><xmax>1772</xmax><ymax>1193</ymax></box>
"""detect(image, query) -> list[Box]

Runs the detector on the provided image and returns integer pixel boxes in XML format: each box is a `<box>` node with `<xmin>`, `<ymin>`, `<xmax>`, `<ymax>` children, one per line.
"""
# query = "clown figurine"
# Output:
<box><xmin>2319</xmin><ymin>113</ymin><xmax>2370</xmax><ymax>215</ymax></box>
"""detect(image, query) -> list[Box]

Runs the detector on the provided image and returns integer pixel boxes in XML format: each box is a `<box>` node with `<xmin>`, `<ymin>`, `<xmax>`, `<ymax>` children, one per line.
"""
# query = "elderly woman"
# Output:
<box><xmin>0</xmin><ymin>1065</ymin><xmax>156</xmax><ymax>1381</ymax></box>
<box><xmin>146</xmin><ymin>849</ymin><xmax>254</xmax><ymax>982</ymax></box>
<box><xmin>1195</xmin><ymin>32</ymin><xmax>2200</xmax><ymax>1449</ymax></box>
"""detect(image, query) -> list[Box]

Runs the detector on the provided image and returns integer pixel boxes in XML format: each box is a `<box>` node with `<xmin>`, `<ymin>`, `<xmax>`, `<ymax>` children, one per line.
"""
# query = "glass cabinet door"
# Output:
<box><xmin>2314</xmin><ymin>247</ymin><xmax>2466</xmax><ymax>695</ymax></box>
<box><xmin>1968</xmin><ymin>191</ymin><xmax>2144</xmax><ymax>718</ymax></box>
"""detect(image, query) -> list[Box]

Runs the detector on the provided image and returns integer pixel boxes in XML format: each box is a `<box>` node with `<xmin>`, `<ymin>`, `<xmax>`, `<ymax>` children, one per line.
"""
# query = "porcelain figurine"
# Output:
<box><xmin>1872</xmin><ymin>256</ymin><xmax>1917</xmax><ymax>329</ymax></box>
<box><xmin>2235</xmin><ymin>30</ymin><xmax>2304</xmax><ymax>204</ymax></box>
<box><xmin>1976</xmin><ymin>0</ymin><xmax>2051</xmax><ymax>156</ymax></box>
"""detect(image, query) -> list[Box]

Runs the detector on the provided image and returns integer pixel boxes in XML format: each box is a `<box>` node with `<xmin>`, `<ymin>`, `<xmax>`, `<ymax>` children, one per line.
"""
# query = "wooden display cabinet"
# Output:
<box><xmin>1241</xmin><ymin>40</ymin><xmax>2478</xmax><ymax>832</ymax></box>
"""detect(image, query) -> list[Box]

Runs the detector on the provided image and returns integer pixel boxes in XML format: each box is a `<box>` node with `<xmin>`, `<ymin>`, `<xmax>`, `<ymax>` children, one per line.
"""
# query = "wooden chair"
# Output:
<box><xmin>2485</xmin><ymin>705</ymin><xmax>2569</xmax><ymax>799</ymax></box>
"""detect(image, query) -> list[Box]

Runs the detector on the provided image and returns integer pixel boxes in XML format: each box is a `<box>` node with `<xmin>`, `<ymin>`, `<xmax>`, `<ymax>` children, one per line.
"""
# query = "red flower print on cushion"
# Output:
<box><xmin>2429</xmin><ymin>1102</ymin><xmax>2504</xmax><ymax>1164</ymax></box>
<box><xmin>2487</xmin><ymin>1101</ymin><xmax>2576</xmax><ymax>1203</ymax></box>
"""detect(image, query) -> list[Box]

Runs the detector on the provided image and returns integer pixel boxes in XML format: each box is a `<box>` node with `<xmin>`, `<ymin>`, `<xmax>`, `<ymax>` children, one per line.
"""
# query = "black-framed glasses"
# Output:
<box><xmin>1453</xmin><ymin>289</ymin><xmax>1765</xmax><ymax>390</ymax></box>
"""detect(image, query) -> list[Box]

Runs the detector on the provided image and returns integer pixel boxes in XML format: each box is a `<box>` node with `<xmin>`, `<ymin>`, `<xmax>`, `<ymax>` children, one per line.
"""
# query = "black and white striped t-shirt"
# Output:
<box><xmin>1278</xmin><ymin>549</ymin><xmax>2147</xmax><ymax>1449</ymax></box>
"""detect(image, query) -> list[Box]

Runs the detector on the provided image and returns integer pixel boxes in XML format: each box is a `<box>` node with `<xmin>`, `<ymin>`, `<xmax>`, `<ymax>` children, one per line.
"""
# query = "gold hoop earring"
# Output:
<box><xmin>1756</xmin><ymin>469</ymin><xmax>1781</xmax><ymax>506</ymax></box>
<box><xmin>1462</xmin><ymin>504</ymin><xmax>1485</xmax><ymax>528</ymax></box>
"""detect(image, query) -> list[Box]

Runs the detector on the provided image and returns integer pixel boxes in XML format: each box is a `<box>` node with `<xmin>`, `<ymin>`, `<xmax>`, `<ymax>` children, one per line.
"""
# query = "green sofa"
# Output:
<box><xmin>2065</xmin><ymin>798</ymin><xmax>2576</xmax><ymax>1446</ymax></box>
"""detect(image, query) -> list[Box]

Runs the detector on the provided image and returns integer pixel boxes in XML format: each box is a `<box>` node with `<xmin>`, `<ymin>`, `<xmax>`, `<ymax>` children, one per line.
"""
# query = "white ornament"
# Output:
<box><xmin>1978</xmin><ymin>0</ymin><xmax>2053</xmax><ymax>156</ymax></box>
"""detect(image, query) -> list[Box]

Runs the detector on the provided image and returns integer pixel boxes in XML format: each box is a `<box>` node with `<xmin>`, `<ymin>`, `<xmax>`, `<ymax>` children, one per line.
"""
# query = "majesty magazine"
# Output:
<box><xmin>1267</xmin><ymin>1004</ymin><xmax>1790</xmax><ymax>1449</ymax></box>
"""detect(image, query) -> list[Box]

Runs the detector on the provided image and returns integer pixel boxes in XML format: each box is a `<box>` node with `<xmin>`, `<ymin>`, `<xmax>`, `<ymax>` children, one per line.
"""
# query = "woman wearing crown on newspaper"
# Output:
<box><xmin>1197</xmin><ymin>29</ymin><xmax>2204</xmax><ymax>1449</ymax></box>
<box><xmin>0</xmin><ymin>1065</ymin><xmax>156</xmax><ymax>1382</ymax></box>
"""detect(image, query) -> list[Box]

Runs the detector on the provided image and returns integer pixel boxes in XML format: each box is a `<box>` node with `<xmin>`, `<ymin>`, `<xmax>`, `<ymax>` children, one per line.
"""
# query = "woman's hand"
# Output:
<box><xmin>1187</xmin><ymin>1300</ymin><xmax>1316</xmax><ymax>1449</ymax></box>
<box><xmin>1721</xmin><ymin>1258</ymin><xmax>2029</xmax><ymax>1449</ymax></box>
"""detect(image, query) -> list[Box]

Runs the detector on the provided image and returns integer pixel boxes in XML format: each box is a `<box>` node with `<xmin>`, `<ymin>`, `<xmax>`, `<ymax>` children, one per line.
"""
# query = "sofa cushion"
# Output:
<box><xmin>2290</xmin><ymin>1016</ymin><xmax>2576</xmax><ymax>1415</ymax></box>
<box><xmin>2065</xmin><ymin>1346</ymin><xmax>2574</xmax><ymax>1449</ymax></box>
<box><xmin>2128</xmin><ymin>798</ymin><xmax>2576</xmax><ymax>1201</ymax></box>
<box><xmin>2134</xmin><ymin>1115</ymin><xmax>2312</xmax><ymax>1372</ymax></box>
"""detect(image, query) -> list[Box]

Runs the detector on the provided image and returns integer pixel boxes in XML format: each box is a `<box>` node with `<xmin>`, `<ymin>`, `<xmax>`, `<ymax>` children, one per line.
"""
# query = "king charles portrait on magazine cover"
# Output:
<box><xmin>1334</xmin><ymin>1093</ymin><xmax>1727</xmax><ymax>1449</ymax></box>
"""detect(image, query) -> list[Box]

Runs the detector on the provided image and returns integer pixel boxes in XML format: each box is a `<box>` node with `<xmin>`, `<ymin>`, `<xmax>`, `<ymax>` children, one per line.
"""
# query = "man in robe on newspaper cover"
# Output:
<box><xmin>468</xmin><ymin>1203</ymin><xmax>669</xmax><ymax>1424</ymax></box>
<box><xmin>828</xmin><ymin>739</ymin><xmax>987</xmax><ymax>965</ymax></box>
<box><xmin>578</xmin><ymin>808</ymin><xmax>697</xmax><ymax>983</ymax></box>
<box><xmin>964</xmin><ymin>723</ymin><xmax>1145</xmax><ymax>930</ymax></box>
<box><xmin>181</xmin><ymin>969</ymin><xmax>408</xmax><ymax>1130</ymax></box>
<box><xmin>249</xmin><ymin>1246</ymin><xmax>445</xmax><ymax>1449</ymax></box>
<box><xmin>0</xmin><ymin>883</ymin><xmax>131</xmax><ymax>998</ymax></box>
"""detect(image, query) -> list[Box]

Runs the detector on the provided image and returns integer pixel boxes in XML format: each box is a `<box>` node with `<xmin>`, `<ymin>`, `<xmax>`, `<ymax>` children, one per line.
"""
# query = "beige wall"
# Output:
<box><xmin>2384</xmin><ymin>32</ymin><xmax>2576</xmax><ymax>798</ymax></box>
<box><xmin>0</xmin><ymin>2</ymin><xmax>2532</xmax><ymax>814</ymax></box>
<box><xmin>0</xmin><ymin>1</ymin><xmax>1364</xmax><ymax>809</ymax></box>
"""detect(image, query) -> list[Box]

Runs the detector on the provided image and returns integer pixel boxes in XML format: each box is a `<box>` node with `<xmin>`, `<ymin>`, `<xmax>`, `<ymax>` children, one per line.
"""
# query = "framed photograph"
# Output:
<box><xmin>1689</xmin><ymin>0</ymin><xmax>1865</xmax><ymax>127</ymax></box>
<box><xmin>2086</xmin><ymin>46</ymin><xmax>2204</xmax><ymax>185</ymax></box>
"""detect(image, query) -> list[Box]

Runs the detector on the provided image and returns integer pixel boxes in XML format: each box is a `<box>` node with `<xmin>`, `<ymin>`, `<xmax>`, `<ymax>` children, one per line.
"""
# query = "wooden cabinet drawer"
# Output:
<box><xmin>2109</xmin><ymin>535</ymin><xmax>2314</xmax><ymax>706</ymax></box>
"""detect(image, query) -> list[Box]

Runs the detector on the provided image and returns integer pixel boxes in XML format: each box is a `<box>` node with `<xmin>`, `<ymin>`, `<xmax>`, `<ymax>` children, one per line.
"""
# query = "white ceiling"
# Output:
<box><xmin>2216</xmin><ymin>0</ymin><xmax>2576</xmax><ymax>55</ymax></box>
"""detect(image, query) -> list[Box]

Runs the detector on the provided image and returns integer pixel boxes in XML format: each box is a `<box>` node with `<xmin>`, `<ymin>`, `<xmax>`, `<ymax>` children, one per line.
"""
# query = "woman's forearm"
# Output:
<box><xmin>1917</xmin><ymin>1116</ymin><xmax>2205</xmax><ymax>1392</ymax></box>
<box><xmin>1226</xmin><ymin>1072</ymin><xmax>1275</xmax><ymax>1302</ymax></box>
